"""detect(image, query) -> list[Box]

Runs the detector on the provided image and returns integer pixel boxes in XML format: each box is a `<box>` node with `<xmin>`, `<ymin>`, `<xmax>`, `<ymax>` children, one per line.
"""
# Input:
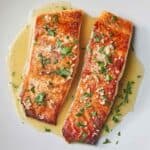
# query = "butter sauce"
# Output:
<box><xmin>8</xmin><ymin>2</ymin><xmax>144</xmax><ymax>136</ymax></box>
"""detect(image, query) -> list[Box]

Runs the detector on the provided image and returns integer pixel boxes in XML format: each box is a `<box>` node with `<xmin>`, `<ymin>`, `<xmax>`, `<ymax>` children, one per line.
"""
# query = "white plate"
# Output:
<box><xmin>1</xmin><ymin>0</ymin><xmax>150</xmax><ymax>150</ymax></box>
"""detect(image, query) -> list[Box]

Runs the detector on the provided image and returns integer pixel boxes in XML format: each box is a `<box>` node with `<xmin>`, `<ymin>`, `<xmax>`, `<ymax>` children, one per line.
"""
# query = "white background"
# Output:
<box><xmin>0</xmin><ymin>0</ymin><xmax>150</xmax><ymax>150</ymax></box>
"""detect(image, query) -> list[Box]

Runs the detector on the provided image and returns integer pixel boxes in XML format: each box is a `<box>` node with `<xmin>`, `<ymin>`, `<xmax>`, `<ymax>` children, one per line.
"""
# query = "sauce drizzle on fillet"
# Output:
<box><xmin>62</xmin><ymin>11</ymin><xmax>133</xmax><ymax>144</ymax></box>
<box><xmin>20</xmin><ymin>10</ymin><xmax>82</xmax><ymax>124</ymax></box>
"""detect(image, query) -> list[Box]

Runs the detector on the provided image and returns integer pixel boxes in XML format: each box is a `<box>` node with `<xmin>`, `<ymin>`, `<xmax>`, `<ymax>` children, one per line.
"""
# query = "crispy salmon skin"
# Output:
<box><xmin>20</xmin><ymin>10</ymin><xmax>82</xmax><ymax>124</ymax></box>
<box><xmin>62</xmin><ymin>11</ymin><xmax>133</xmax><ymax>144</ymax></box>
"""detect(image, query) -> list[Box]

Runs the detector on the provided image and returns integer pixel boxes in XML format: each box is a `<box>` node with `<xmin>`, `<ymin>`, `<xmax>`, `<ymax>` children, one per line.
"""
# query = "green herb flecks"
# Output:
<box><xmin>117</xmin><ymin>131</ymin><xmax>121</xmax><ymax>136</ymax></box>
<box><xmin>105</xmin><ymin>54</ymin><xmax>112</xmax><ymax>64</ymax></box>
<box><xmin>44</xmin><ymin>25</ymin><xmax>56</xmax><ymax>36</ymax></box>
<box><xmin>12</xmin><ymin>71</ymin><xmax>16</xmax><ymax>77</ymax></box>
<box><xmin>109</xmin><ymin>80</ymin><xmax>135</xmax><ymax>125</ymax></box>
<box><xmin>99</xmin><ymin>46</ymin><xmax>105</xmax><ymax>53</ymax></box>
<box><xmin>74</xmin><ymin>39</ymin><xmax>79</xmax><ymax>44</ymax></box>
<box><xmin>79</xmin><ymin>132</ymin><xmax>87</xmax><ymax>142</ymax></box>
<box><xmin>60</xmin><ymin>46</ymin><xmax>72</xmax><ymax>56</ymax></box>
<box><xmin>30</xmin><ymin>86</ymin><xmax>35</xmax><ymax>93</ymax></box>
<box><xmin>47</xmin><ymin>29</ymin><xmax>56</xmax><ymax>36</ymax></box>
<box><xmin>111</xmin><ymin>15</ymin><xmax>118</xmax><ymax>22</ymax></box>
<box><xmin>76</xmin><ymin>108</ymin><xmax>85</xmax><ymax>117</ymax></box>
<box><xmin>38</xmin><ymin>53</ymin><xmax>50</xmax><ymax>67</ymax></box>
<box><xmin>103</xmin><ymin>138</ymin><xmax>111</xmax><ymax>144</ymax></box>
<box><xmin>56</xmin><ymin>39</ymin><xmax>62</xmax><ymax>48</ymax></box>
<box><xmin>104</xmin><ymin>124</ymin><xmax>110</xmax><ymax>133</ymax></box>
<box><xmin>62</xmin><ymin>6</ymin><xmax>67</xmax><ymax>10</ymax></box>
<box><xmin>93</xmin><ymin>33</ymin><xmax>102</xmax><ymax>42</ymax></box>
<box><xmin>105</xmin><ymin>74</ymin><xmax>113</xmax><ymax>82</ymax></box>
<box><xmin>112</xmin><ymin>112</ymin><xmax>122</xmax><ymax>123</ymax></box>
<box><xmin>137</xmin><ymin>75</ymin><xmax>142</xmax><ymax>78</ymax></box>
<box><xmin>91</xmin><ymin>111</ymin><xmax>97</xmax><ymax>117</ymax></box>
<box><xmin>10</xmin><ymin>82</ymin><xmax>18</xmax><ymax>89</ymax></box>
<box><xmin>76</xmin><ymin>121</ymin><xmax>87</xmax><ymax>128</ymax></box>
<box><xmin>97</xmin><ymin>61</ymin><xmax>107</xmax><ymax>74</ymax></box>
<box><xmin>55</xmin><ymin>68</ymin><xmax>70</xmax><ymax>78</ymax></box>
<box><xmin>83</xmin><ymin>92</ymin><xmax>92</xmax><ymax>98</ymax></box>
<box><xmin>85</xmin><ymin>102</ymin><xmax>91</xmax><ymax>108</ymax></box>
<box><xmin>45</xmin><ymin>128</ymin><xmax>51</xmax><ymax>132</ymax></box>
<box><xmin>35</xmin><ymin>92</ymin><xmax>46</xmax><ymax>105</ymax></box>
<box><xmin>123</xmin><ymin>81</ymin><xmax>135</xmax><ymax>103</ymax></box>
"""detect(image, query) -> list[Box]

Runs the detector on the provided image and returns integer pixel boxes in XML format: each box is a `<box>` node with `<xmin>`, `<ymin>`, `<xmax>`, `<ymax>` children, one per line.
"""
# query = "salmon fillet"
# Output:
<box><xmin>62</xmin><ymin>11</ymin><xmax>133</xmax><ymax>144</ymax></box>
<box><xmin>20</xmin><ymin>10</ymin><xmax>82</xmax><ymax>124</ymax></box>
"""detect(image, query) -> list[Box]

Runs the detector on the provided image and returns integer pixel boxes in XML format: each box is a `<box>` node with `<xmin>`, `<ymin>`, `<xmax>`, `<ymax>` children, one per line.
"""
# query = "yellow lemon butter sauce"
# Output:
<box><xmin>8</xmin><ymin>2</ymin><xmax>144</xmax><ymax>136</ymax></box>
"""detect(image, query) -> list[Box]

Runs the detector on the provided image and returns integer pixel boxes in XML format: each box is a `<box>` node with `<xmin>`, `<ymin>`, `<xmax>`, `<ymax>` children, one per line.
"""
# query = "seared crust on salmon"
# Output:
<box><xmin>20</xmin><ymin>10</ymin><xmax>82</xmax><ymax>124</ymax></box>
<box><xmin>62</xmin><ymin>11</ymin><xmax>133</xmax><ymax>144</ymax></box>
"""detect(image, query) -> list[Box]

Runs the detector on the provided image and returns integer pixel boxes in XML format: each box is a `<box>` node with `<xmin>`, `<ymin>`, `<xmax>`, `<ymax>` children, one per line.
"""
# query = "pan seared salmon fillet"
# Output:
<box><xmin>62</xmin><ymin>11</ymin><xmax>133</xmax><ymax>144</ymax></box>
<box><xmin>20</xmin><ymin>10</ymin><xmax>82</xmax><ymax>124</ymax></box>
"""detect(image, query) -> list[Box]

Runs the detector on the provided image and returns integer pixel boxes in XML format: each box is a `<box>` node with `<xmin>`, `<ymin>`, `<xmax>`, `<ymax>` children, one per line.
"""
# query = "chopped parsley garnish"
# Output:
<box><xmin>12</xmin><ymin>71</ymin><xmax>16</xmax><ymax>76</ymax></box>
<box><xmin>45</xmin><ymin>128</ymin><xmax>51</xmax><ymax>132</ymax></box>
<box><xmin>85</xmin><ymin>102</ymin><xmax>91</xmax><ymax>108</ymax></box>
<box><xmin>55</xmin><ymin>68</ymin><xmax>70</xmax><ymax>78</ymax></box>
<box><xmin>20</xmin><ymin>76</ymin><xmax>23</xmax><ymax>80</ymax></box>
<box><xmin>60</xmin><ymin>46</ymin><xmax>72</xmax><ymax>56</ymax></box>
<box><xmin>76</xmin><ymin>121</ymin><xmax>86</xmax><ymax>127</ymax></box>
<box><xmin>97</xmin><ymin>61</ymin><xmax>107</xmax><ymax>74</ymax></box>
<box><xmin>99</xmin><ymin>46</ymin><xmax>105</xmax><ymax>53</ymax></box>
<box><xmin>104</xmin><ymin>124</ymin><xmax>110</xmax><ymax>133</ymax></box>
<box><xmin>76</xmin><ymin>108</ymin><xmax>84</xmax><ymax>117</ymax></box>
<box><xmin>117</xmin><ymin>131</ymin><xmax>121</xmax><ymax>136</ymax></box>
<box><xmin>10</xmin><ymin>82</ymin><xmax>18</xmax><ymax>89</ymax></box>
<box><xmin>80</xmin><ymin>132</ymin><xmax>87</xmax><ymax>141</ymax></box>
<box><xmin>123</xmin><ymin>81</ymin><xmax>135</xmax><ymax>103</ymax></box>
<box><xmin>105</xmin><ymin>54</ymin><xmax>112</xmax><ymax>64</ymax></box>
<box><xmin>30</xmin><ymin>86</ymin><xmax>35</xmax><ymax>93</ymax></box>
<box><xmin>111</xmin><ymin>15</ymin><xmax>118</xmax><ymax>22</ymax></box>
<box><xmin>102</xmin><ymin>95</ymin><xmax>107</xmax><ymax>101</ymax></box>
<box><xmin>35</xmin><ymin>92</ymin><xmax>46</xmax><ymax>105</ymax></box>
<box><xmin>74</xmin><ymin>39</ymin><xmax>79</xmax><ymax>44</ymax></box>
<box><xmin>105</xmin><ymin>74</ymin><xmax>113</xmax><ymax>82</ymax></box>
<box><xmin>83</xmin><ymin>92</ymin><xmax>92</xmax><ymax>98</ymax></box>
<box><xmin>103</xmin><ymin>138</ymin><xmax>111</xmax><ymax>144</ymax></box>
<box><xmin>91</xmin><ymin>111</ymin><xmax>97</xmax><ymax>117</ymax></box>
<box><xmin>56</xmin><ymin>39</ymin><xmax>62</xmax><ymax>48</ymax></box>
<box><xmin>112</xmin><ymin>113</ymin><xmax>122</xmax><ymax>123</ymax></box>
<box><xmin>137</xmin><ymin>75</ymin><xmax>142</xmax><ymax>78</ymax></box>
<box><xmin>53</xmin><ymin>58</ymin><xmax>58</xmax><ymax>64</ymax></box>
<box><xmin>110</xmin><ymin>80</ymin><xmax>135</xmax><ymax>125</ymax></box>
<box><xmin>94</xmin><ymin>36</ymin><xmax>101</xmax><ymax>42</ymax></box>
<box><xmin>38</xmin><ymin>53</ymin><xmax>50</xmax><ymax>67</ymax></box>
<box><xmin>62</xmin><ymin>6</ymin><xmax>67</xmax><ymax>10</ymax></box>
<box><xmin>116</xmin><ymin>140</ymin><xmax>119</xmax><ymax>144</ymax></box>
<box><xmin>93</xmin><ymin>33</ymin><xmax>102</xmax><ymax>42</ymax></box>
<box><xmin>44</xmin><ymin>25</ymin><xmax>56</xmax><ymax>36</ymax></box>
<box><xmin>47</xmin><ymin>29</ymin><xmax>56</xmax><ymax>36</ymax></box>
